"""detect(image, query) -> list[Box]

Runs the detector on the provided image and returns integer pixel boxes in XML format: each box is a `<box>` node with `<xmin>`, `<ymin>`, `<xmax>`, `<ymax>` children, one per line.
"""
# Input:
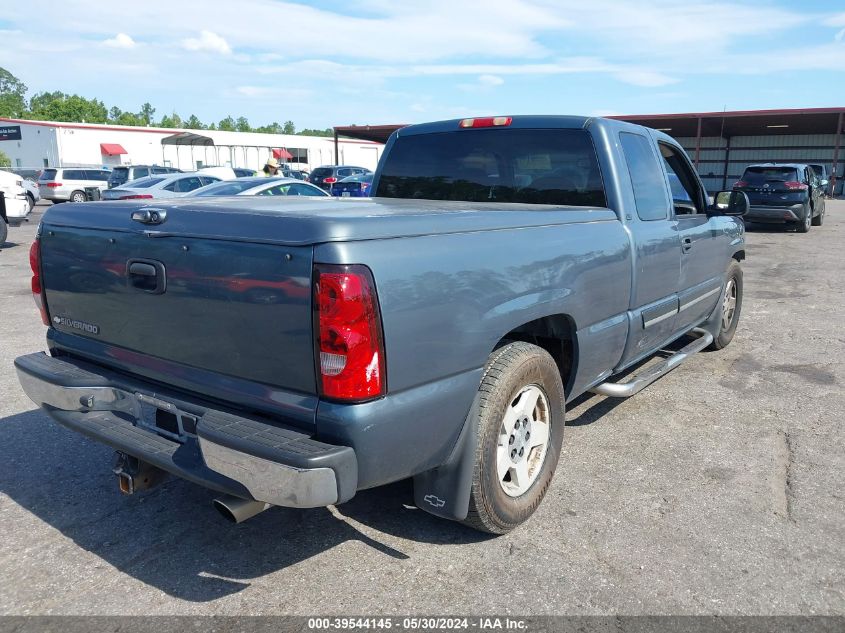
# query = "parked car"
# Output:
<box><xmin>733</xmin><ymin>163</ymin><xmax>825</xmax><ymax>232</ymax></box>
<box><xmin>807</xmin><ymin>164</ymin><xmax>831</xmax><ymax>196</ymax></box>
<box><xmin>185</xmin><ymin>176</ymin><xmax>330</xmax><ymax>198</ymax></box>
<box><xmin>309</xmin><ymin>165</ymin><xmax>371</xmax><ymax>191</ymax></box>
<box><xmin>38</xmin><ymin>168</ymin><xmax>111</xmax><ymax>203</ymax></box>
<box><xmin>20</xmin><ymin>178</ymin><xmax>40</xmax><ymax>210</ymax></box>
<box><xmin>107</xmin><ymin>165</ymin><xmax>182</xmax><ymax>189</ymax></box>
<box><xmin>0</xmin><ymin>169</ymin><xmax>32</xmax><ymax>242</ymax></box>
<box><xmin>15</xmin><ymin>115</ymin><xmax>748</xmax><ymax>534</ymax></box>
<box><xmin>282</xmin><ymin>169</ymin><xmax>310</xmax><ymax>181</ymax></box>
<box><xmin>101</xmin><ymin>172</ymin><xmax>222</xmax><ymax>200</ymax></box>
<box><xmin>330</xmin><ymin>172</ymin><xmax>374</xmax><ymax>197</ymax></box>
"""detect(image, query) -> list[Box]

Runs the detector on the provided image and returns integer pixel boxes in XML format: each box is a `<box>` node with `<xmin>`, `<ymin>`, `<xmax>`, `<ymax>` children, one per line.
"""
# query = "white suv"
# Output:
<box><xmin>38</xmin><ymin>168</ymin><xmax>111</xmax><ymax>203</ymax></box>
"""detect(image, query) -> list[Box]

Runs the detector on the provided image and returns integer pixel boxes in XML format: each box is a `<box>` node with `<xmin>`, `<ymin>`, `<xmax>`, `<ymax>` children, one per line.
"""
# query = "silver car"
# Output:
<box><xmin>101</xmin><ymin>173</ymin><xmax>222</xmax><ymax>200</ymax></box>
<box><xmin>185</xmin><ymin>176</ymin><xmax>330</xmax><ymax>198</ymax></box>
<box><xmin>38</xmin><ymin>168</ymin><xmax>111</xmax><ymax>203</ymax></box>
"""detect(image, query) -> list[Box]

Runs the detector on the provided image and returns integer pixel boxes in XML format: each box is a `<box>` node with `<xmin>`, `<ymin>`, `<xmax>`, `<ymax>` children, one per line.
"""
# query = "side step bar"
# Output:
<box><xmin>590</xmin><ymin>327</ymin><xmax>714</xmax><ymax>398</ymax></box>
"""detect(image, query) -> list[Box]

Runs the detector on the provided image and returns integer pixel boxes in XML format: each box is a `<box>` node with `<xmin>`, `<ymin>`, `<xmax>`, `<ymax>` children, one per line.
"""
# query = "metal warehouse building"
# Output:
<box><xmin>335</xmin><ymin>107</ymin><xmax>845</xmax><ymax>195</ymax></box>
<box><xmin>614</xmin><ymin>107</ymin><xmax>845</xmax><ymax>195</ymax></box>
<box><xmin>0</xmin><ymin>117</ymin><xmax>384</xmax><ymax>172</ymax></box>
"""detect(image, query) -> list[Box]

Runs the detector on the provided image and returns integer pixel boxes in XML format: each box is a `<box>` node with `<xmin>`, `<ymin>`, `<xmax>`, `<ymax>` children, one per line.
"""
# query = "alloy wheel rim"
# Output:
<box><xmin>496</xmin><ymin>384</ymin><xmax>551</xmax><ymax>497</ymax></box>
<box><xmin>722</xmin><ymin>279</ymin><xmax>737</xmax><ymax>331</ymax></box>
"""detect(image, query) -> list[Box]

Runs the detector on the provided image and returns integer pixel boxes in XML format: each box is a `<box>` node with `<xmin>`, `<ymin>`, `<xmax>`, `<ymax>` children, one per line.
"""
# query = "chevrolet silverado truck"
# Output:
<box><xmin>15</xmin><ymin>116</ymin><xmax>749</xmax><ymax>533</ymax></box>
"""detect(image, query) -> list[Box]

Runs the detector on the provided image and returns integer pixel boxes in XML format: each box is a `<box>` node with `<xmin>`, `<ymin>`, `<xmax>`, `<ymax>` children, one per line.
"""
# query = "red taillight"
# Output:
<box><xmin>324</xmin><ymin>177</ymin><xmax>337</xmax><ymax>184</ymax></box>
<box><xmin>44</xmin><ymin>182</ymin><xmax>62</xmax><ymax>187</ymax></box>
<box><xmin>732</xmin><ymin>180</ymin><xmax>748</xmax><ymax>189</ymax></box>
<box><xmin>459</xmin><ymin>116</ymin><xmax>512</xmax><ymax>128</ymax></box>
<box><xmin>315</xmin><ymin>264</ymin><xmax>385</xmax><ymax>401</ymax></box>
<box><xmin>119</xmin><ymin>194</ymin><xmax>153</xmax><ymax>199</ymax></box>
<box><xmin>29</xmin><ymin>239</ymin><xmax>49</xmax><ymax>326</ymax></box>
<box><xmin>784</xmin><ymin>181</ymin><xmax>808</xmax><ymax>191</ymax></box>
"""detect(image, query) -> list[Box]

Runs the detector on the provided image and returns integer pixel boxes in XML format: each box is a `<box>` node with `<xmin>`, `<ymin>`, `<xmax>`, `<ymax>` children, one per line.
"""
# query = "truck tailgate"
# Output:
<box><xmin>39</xmin><ymin>204</ymin><xmax>316</xmax><ymax>406</ymax></box>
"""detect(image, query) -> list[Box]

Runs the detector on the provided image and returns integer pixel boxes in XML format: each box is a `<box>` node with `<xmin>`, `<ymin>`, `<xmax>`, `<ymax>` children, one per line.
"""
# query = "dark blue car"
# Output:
<box><xmin>330</xmin><ymin>172</ymin><xmax>374</xmax><ymax>197</ymax></box>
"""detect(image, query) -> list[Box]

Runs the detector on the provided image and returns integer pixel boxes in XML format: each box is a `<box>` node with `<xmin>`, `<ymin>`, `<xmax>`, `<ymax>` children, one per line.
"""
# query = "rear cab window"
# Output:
<box><xmin>376</xmin><ymin>128</ymin><xmax>606</xmax><ymax>207</ymax></box>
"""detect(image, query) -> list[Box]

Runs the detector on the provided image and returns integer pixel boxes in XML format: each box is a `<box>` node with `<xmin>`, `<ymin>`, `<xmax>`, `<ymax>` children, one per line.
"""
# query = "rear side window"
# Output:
<box><xmin>311</xmin><ymin>168</ymin><xmax>333</xmax><ymax>179</ymax></box>
<box><xmin>133</xmin><ymin>167</ymin><xmax>150</xmax><ymax>179</ymax></box>
<box><xmin>289</xmin><ymin>183</ymin><xmax>327</xmax><ymax>196</ymax></box>
<box><xmin>40</xmin><ymin>169</ymin><xmax>57</xmax><ymax>181</ymax></box>
<box><xmin>165</xmin><ymin>176</ymin><xmax>204</xmax><ymax>192</ymax></box>
<box><xmin>619</xmin><ymin>132</ymin><xmax>668</xmax><ymax>221</ymax></box>
<box><xmin>126</xmin><ymin>177</ymin><xmax>164</xmax><ymax>188</ymax></box>
<box><xmin>376</xmin><ymin>128</ymin><xmax>606</xmax><ymax>207</ymax></box>
<box><xmin>63</xmin><ymin>169</ymin><xmax>87</xmax><ymax>180</ymax></box>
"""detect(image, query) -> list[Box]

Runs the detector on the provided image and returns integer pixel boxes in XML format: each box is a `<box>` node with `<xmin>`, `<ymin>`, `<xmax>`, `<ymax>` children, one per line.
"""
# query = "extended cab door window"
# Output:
<box><xmin>619</xmin><ymin>132</ymin><xmax>669</xmax><ymax>221</ymax></box>
<box><xmin>658</xmin><ymin>143</ymin><xmax>706</xmax><ymax>216</ymax></box>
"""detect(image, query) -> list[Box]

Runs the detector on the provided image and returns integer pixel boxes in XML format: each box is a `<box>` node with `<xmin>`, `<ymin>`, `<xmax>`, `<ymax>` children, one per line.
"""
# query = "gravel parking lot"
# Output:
<box><xmin>0</xmin><ymin>201</ymin><xmax>843</xmax><ymax>615</ymax></box>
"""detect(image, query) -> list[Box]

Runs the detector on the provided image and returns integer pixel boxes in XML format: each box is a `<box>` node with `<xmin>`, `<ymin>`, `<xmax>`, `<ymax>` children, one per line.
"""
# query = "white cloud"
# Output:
<box><xmin>103</xmin><ymin>33</ymin><xmax>136</xmax><ymax>49</ymax></box>
<box><xmin>836</xmin><ymin>28</ymin><xmax>845</xmax><ymax>42</ymax></box>
<box><xmin>181</xmin><ymin>30</ymin><xmax>231</xmax><ymax>55</ymax></box>
<box><xmin>477</xmin><ymin>74</ymin><xmax>505</xmax><ymax>87</ymax></box>
<box><xmin>613</xmin><ymin>69</ymin><xmax>678</xmax><ymax>87</ymax></box>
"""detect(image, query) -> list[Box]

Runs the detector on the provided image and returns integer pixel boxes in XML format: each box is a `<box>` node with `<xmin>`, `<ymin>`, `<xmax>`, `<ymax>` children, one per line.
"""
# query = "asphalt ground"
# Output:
<box><xmin>0</xmin><ymin>200</ymin><xmax>842</xmax><ymax>615</ymax></box>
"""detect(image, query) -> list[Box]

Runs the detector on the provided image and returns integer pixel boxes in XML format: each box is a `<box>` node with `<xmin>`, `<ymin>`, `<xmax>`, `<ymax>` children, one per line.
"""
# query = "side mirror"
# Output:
<box><xmin>821</xmin><ymin>179</ymin><xmax>829</xmax><ymax>187</ymax></box>
<box><xmin>710</xmin><ymin>190</ymin><xmax>749</xmax><ymax>217</ymax></box>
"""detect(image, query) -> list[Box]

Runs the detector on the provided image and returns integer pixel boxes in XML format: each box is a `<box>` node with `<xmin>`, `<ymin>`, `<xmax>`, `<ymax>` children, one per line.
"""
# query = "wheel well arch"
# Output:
<box><xmin>733</xmin><ymin>249</ymin><xmax>745</xmax><ymax>262</ymax></box>
<box><xmin>495</xmin><ymin>313</ymin><xmax>577</xmax><ymax>396</ymax></box>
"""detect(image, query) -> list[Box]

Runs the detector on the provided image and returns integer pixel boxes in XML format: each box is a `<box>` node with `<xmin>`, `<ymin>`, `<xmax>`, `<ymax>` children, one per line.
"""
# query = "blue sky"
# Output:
<box><xmin>1</xmin><ymin>0</ymin><xmax>844</xmax><ymax>130</ymax></box>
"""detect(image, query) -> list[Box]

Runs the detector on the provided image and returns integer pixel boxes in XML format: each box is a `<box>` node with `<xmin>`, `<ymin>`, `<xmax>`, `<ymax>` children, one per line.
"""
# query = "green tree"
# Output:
<box><xmin>0</xmin><ymin>149</ymin><xmax>11</xmax><ymax>167</ymax></box>
<box><xmin>140</xmin><ymin>102</ymin><xmax>155</xmax><ymax>125</ymax></box>
<box><xmin>116</xmin><ymin>111</ymin><xmax>143</xmax><ymax>126</ymax></box>
<box><xmin>29</xmin><ymin>91</ymin><xmax>108</xmax><ymax>123</ymax></box>
<box><xmin>109</xmin><ymin>106</ymin><xmax>122</xmax><ymax>121</ymax></box>
<box><xmin>185</xmin><ymin>114</ymin><xmax>204</xmax><ymax>129</ymax></box>
<box><xmin>218</xmin><ymin>116</ymin><xmax>236</xmax><ymax>131</ymax></box>
<box><xmin>283</xmin><ymin>120</ymin><xmax>295</xmax><ymax>135</ymax></box>
<box><xmin>159</xmin><ymin>112</ymin><xmax>183</xmax><ymax>128</ymax></box>
<box><xmin>255</xmin><ymin>121</ymin><xmax>282</xmax><ymax>134</ymax></box>
<box><xmin>235</xmin><ymin>116</ymin><xmax>251</xmax><ymax>132</ymax></box>
<box><xmin>0</xmin><ymin>67</ymin><xmax>28</xmax><ymax>118</ymax></box>
<box><xmin>298</xmin><ymin>127</ymin><xmax>334</xmax><ymax>137</ymax></box>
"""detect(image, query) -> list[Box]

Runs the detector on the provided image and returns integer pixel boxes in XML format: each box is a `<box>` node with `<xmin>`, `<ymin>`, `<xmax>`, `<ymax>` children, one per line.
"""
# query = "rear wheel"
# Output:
<box><xmin>709</xmin><ymin>260</ymin><xmax>743</xmax><ymax>350</ymax></box>
<box><xmin>0</xmin><ymin>219</ymin><xmax>7</xmax><ymax>245</ymax></box>
<box><xmin>462</xmin><ymin>342</ymin><xmax>565</xmax><ymax>534</ymax></box>
<box><xmin>70</xmin><ymin>190</ymin><xmax>87</xmax><ymax>203</ymax></box>
<box><xmin>795</xmin><ymin>205</ymin><xmax>812</xmax><ymax>233</ymax></box>
<box><xmin>26</xmin><ymin>193</ymin><xmax>35</xmax><ymax>212</ymax></box>
<box><xmin>812</xmin><ymin>204</ymin><xmax>824</xmax><ymax>226</ymax></box>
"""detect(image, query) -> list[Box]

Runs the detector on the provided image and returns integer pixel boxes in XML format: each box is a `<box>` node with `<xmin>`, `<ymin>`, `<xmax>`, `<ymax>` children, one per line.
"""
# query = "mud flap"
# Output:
<box><xmin>412</xmin><ymin>393</ymin><xmax>479</xmax><ymax>521</ymax></box>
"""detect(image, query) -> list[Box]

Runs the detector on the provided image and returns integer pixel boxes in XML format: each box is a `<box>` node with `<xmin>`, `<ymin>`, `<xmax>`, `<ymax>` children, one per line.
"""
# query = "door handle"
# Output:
<box><xmin>128</xmin><ymin>262</ymin><xmax>156</xmax><ymax>277</ymax></box>
<box><xmin>681</xmin><ymin>237</ymin><xmax>693</xmax><ymax>253</ymax></box>
<box><xmin>126</xmin><ymin>259</ymin><xmax>166</xmax><ymax>294</ymax></box>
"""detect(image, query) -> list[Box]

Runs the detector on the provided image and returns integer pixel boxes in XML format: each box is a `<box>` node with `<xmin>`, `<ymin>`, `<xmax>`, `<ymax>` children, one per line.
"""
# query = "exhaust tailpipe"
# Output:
<box><xmin>213</xmin><ymin>495</ymin><xmax>271</xmax><ymax>524</ymax></box>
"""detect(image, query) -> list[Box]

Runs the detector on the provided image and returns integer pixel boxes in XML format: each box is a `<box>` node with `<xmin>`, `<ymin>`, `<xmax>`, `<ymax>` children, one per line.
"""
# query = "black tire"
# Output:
<box><xmin>70</xmin><ymin>190</ymin><xmax>87</xmax><ymax>203</ymax></box>
<box><xmin>708</xmin><ymin>260</ymin><xmax>743</xmax><ymax>350</ymax></box>
<box><xmin>462</xmin><ymin>342</ymin><xmax>565</xmax><ymax>534</ymax></box>
<box><xmin>812</xmin><ymin>204</ymin><xmax>824</xmax><ymax>226</ymax></box>
<box><xmin>795</xmin><ymin>204</ymin><xmax>811</xmax><ymax>233</ymax></box>
<box><xmin>26</xmin><ymin>193</ymin><xmax>35</xmax><ymax>212</ymax></box>
<box><xmin>0</xmin><ymin>219</ymin><xmax>7</xmax><ymax>246</ymax></box>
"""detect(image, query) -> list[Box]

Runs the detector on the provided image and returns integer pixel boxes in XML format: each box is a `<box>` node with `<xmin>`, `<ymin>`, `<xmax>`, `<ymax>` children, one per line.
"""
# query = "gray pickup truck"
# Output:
<box><xmin>15</xmin><ymin>116</ymin><xmax>749</xmax><ymax>534</ymax></box>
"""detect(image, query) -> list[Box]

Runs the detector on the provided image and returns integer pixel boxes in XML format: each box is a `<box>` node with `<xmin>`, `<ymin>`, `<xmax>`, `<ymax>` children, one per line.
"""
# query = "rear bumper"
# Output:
<box><xmin>744</xmin><ymin>203</ymin><xmax>806</xmax><ymax>223</ymax></box>
<box><xmin>14</xmin><ymin>352</ymin><xmax>357</xmax><ymax>507</ymax></box>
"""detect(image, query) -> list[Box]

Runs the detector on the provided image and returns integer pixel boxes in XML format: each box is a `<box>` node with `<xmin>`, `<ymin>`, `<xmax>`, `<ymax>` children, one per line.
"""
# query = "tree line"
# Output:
<box><xmin>0</xmin><ymin>67</ymin><xmax>333</xmax><ymax>137</ymax></box>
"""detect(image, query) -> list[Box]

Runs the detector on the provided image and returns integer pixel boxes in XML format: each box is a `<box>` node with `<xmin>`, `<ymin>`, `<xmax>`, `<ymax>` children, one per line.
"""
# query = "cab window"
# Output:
<box><xmin>659</xmin><ymin>143</ymin><xmax>706</xmax><ymax>215</ymax></box>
